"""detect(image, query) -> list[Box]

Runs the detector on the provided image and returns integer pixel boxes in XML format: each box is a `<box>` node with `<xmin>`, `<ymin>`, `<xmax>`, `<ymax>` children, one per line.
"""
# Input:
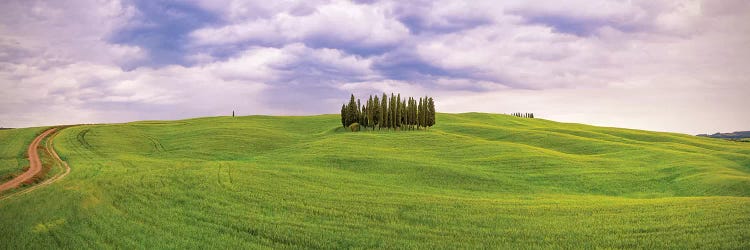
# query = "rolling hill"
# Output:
<box><xmin>1</xmin><ymin>113</ymin><xmax>748</xmax><ymax>248</ymax></box>
<box><xmin>0</xmin><ymin>127</ymin><xmax>48</xmax><ymax>182</ymax></box>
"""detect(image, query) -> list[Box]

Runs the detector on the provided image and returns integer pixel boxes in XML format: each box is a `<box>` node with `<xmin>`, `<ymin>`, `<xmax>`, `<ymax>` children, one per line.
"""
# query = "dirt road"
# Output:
<box><xmin>0</xmin><ymin>128</ymin><xmax>57</xmax><ymax>192</ymax></box>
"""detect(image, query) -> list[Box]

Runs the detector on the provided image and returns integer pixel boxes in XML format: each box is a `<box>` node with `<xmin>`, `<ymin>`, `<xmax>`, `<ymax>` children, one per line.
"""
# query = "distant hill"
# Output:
<box><xmin>697</xmin><ymin>131</ymin><xmax>750</xmax><ymax>139</ymax></box>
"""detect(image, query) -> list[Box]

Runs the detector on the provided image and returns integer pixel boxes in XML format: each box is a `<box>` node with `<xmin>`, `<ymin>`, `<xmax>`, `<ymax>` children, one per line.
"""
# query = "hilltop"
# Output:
<box><xmin>0</xmin><ymin>113</ymin><xmax>748</xmax><ymax>248</ymax></box>
<box><xmin>698</xmin><ymin>131</ymin><xmax>750</xmax><ymax>140</ymax></box>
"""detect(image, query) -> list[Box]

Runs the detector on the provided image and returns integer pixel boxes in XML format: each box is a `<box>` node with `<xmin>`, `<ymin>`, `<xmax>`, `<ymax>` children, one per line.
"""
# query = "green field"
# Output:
<box><xmin>0</xmin><ymin>113</ymin><xmax>748</xmax><ymax>248</ymax></box>
<box><xmin>0</xmin><ymin>127</ymin><xmax>47</xmax><ymax>182</ymax></box>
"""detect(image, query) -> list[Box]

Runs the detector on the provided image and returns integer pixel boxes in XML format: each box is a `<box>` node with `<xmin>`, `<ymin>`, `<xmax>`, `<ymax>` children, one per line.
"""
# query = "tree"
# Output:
<box><xmin>341</xmin><ymin>104</ymin><xmax>347</xmax><ymax>127</ymax></box>
<box><xmin>381</xmin><ymin>93</ymin><xmax>388</xmax><ymax>129</ymax></box>
<box><xmin>411</xmin><ymin>97</ymin><xmax>417</xmax><ymax>129</ymax></box>
<box><xmin>410</xmin><ymin>97</ymin><xmax>416</xmax><ymax>130</ymax></box>
<box><xmin>417</xmin><ymin>97</ymin><xmax>423</xmax><ymax>129</ymax></box>
<box><xmin>401</xmin><ymin>100</ymin><xmax>409</xmax><ymax>128</ymax></box>
<box><xmin>357</xmin><ymin>99</ymin><xmax>363</xmax><ymax>124</ymax></box>
<box><xmin>361</xmin><ymin>105</ymin><xmax>368</xmax><ymax>128</ymax></box>
<box><xmin>367</xmin><ymin>95</ymin><xmax>375</xmax><ymax>130</ymax></box>
<box><xmin>340</xmin><ymin>93</ymin><xmax>436</xmax><ymax>132</ymax></box>
<box><xmin>388</xmin><ymin>93</ymin><xmax>396</xmax><ymax>130</ymax></box>
<box><xmin>423</xmin><ymin>96</ymin><xmax>429</xmax><ymax>128</ymax></box>
<box><xmin>373</xmin><ymin>95</ymin><xmax>380</xmax><ymax>129</ymax></box>
<box><xmin>395</xmin><ymin>94</ymin><xmax>402</xmax><ymax>129</ymax></box>
<box><xmin>405</xmin><ymin>97</ymin><xmax>412</xmax><ymax>130</ymax></box>
<box><xmin>401</xmin><ymin>99</ymin><xmax>407</xmax><ymax>129</ymax></box>
<box><xmin>427</xmin><ymin>97</ymin><xmax>435</xmax><ymax>128</ymax></box>
<box><xmin>347</xmin><ymin>94</ymin><xmax>357</xmax><ymax>126</ymax></box>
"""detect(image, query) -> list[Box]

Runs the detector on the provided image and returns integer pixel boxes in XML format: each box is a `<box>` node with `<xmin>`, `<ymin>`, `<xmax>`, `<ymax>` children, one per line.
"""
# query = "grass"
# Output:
<box><xmin>0</xmin><ymin>113</ymin><xmax>748</xmax><ymax>248</ymax></box>
<box><xmin>0</xmin><ymin>127</ymin><xmax>47</xmax><ymax>182</ymax></box>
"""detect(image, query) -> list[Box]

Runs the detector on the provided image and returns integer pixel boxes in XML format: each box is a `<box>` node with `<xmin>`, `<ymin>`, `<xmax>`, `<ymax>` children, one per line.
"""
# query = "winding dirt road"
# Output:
<box><xmin>0</xmin><ymin>128</ymin><xmax>57</xmax><ymax>192</ymax></box>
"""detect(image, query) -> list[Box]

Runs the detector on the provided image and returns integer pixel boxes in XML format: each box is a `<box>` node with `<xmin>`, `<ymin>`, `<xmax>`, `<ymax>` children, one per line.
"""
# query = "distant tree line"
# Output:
<box><xmin>697</xmin><ymin>131</ymin><xmax>750</xmax><ymax>140</ymax></box>
<box><xmin>341</xmin><ymin>93</ymin><xmax>435</xmax><ymax>131</ymax></box>
<box><xmin>511</xmin><ymin>112</ymin><xmax>534</xmax><ymax>118</ymax></box>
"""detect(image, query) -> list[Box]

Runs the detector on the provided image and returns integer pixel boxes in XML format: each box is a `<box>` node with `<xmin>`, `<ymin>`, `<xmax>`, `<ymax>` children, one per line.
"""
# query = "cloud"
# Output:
<box><xmin>1</xmin><ymin>0</ymin><xmax>749</xmax><ymax>135</ymax></box>
<box><xmin>0</xmin><ymin>0</ymin><xmax>143</xmax><ymax>68</ymax></box>
<box><xmin>189</xmin><ymin>0</ymin><xmax>410</xmax><ymax>55</ymax></box>
<box><xmin>109</xmin><ymin>0</ymin><xmax>220</xmax><ymax>66</ymax></box>
<box><xmin>390</xmin><ymin>0</ymin><xmax>500</xmax><ymax>33</ymax></box>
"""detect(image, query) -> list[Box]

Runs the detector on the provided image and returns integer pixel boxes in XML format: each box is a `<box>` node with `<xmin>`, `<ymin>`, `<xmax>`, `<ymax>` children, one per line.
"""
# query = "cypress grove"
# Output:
<box><xmin>341</xmin><ymin>93</ymin><xmax>436</xmax><ymax>131</ymax></box>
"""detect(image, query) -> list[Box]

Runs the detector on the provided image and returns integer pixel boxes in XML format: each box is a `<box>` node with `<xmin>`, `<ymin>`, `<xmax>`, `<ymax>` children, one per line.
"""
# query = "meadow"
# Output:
<box><xmin>0</xmin><ymin>127</ymin><xmax>46</xmax><ymax>182</ymax></box>
<box><xmin>0</xmin><ymin>113</ymin><xmax>748</xmax><ymax>248</ymax></box>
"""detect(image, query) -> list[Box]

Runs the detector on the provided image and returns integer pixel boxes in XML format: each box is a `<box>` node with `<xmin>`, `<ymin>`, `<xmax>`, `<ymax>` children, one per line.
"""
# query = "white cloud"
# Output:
<box><xmin>339</xmin><ymin>79</ymin><xmax>427</xmax><ymax>98</ymax></box>
<box><xmin>0</xmin><ymin>39</ymin><xmax>378</xmax><ymax>127</ymax></box>
<box><xmin>190</xmin><ymin>0</ymin><xmax>409</xmax><ymax>50</ymax></box>
<box><xmin>1</xmin><ymin>0</ymin><xmax>748</xmax><ymax>135</ymax></box>
<box><xmin>187</xmin><ymin>0</ymin><xmax>329</xmax><ymax>21</ymax></box>
<box><xmin>0</xmin><ymin>0</ymin><xmax>143</xmax><ymax>67</ymax></box>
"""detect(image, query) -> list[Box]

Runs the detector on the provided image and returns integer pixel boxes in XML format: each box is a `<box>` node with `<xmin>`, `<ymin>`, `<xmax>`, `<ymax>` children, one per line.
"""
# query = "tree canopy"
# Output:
<box><xmin>341</xmin><ymin>93</ymin><xmax>436</xmax><ymax>131</ymax></box>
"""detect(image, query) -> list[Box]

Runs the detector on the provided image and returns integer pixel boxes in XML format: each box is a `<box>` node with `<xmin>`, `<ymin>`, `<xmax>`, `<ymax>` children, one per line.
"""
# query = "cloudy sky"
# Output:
<box><xmin>1</xmin><ymin>0</ymin><xmax>748</xmax><ymax>134</ymax></box>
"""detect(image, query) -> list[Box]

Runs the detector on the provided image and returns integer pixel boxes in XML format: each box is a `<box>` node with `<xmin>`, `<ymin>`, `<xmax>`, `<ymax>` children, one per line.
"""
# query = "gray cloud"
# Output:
<box><xmin>0</xmin><ymin>0</ymin><xmax>749</xmax><ymax>135</ymax></box>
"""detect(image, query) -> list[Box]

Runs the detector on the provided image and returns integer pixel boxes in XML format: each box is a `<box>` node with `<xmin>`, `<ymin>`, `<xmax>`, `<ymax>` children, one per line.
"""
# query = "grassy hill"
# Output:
<box><xmin>0</xmin><ymin>113</ymin><xmax>748</xmax><ymax>248</ymax></box>
<box><xmin>0</xmin><ymin>127</ymin><xmax>47</xmax><ymax>182</ymax></box>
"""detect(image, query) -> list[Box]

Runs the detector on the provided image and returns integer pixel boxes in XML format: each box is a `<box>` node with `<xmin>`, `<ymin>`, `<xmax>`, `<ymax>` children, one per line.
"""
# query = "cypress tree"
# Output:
<box><xmin>402</xmin><ymin>97</ymin><xmax>407</xmax><ymax>128</ymax></box>
<box><xmin>406</xmin><ymin>97</ymin><xmax>412</xmax><ymax>130</ymax></box>
<box><xmin>424</xmin><ymin>97</ymin><xmax>429</xmax><ymax>128</ymax></box>
<box><xmin>427</xmin><ymin>97</ymin><xmax>435</xmax><ymax>128</ymax></box>
<box><xmin>393</xmin><ymin>94</ymin><xmax>401</xmax><ymax>129</ymax></box>
<box><xmin>401</xmin><ymin>99</ymin><xmax>407</xmax><ymax>129</ymax></box>
<box><xmin>395</xmin><ymin>94</ymin><xmax>401</xmax><ymax>129</ymax></box>
<box><xmin>381</xmin><ymin>93</ymin><xmax>388</xmax><ymax>130</ymax></box>
<box><xmin>347</xmin><ymin>94</ymin><xmax>357</xmax><ymax>126</ymax></box>
<box><xmin>367</xmin><ymin>95</ymin><xmax>375</xmax><ymax>130</ymax></box>
<box><xmin>417</xmin><ymin>97</ymin><xmax>423</xmax><ymax>129</ymax></box>
<box><xmin>373</xmin><ymin>95</ymin><xmax>380</xmax><ymax>129</ymax></box>
<box><xmin>410</xmin><ymin>97</ymin><xmax>416</xmax><ymax>130</ymax></box>
<box><xmin>341</xmin><ymin>104</ymin><xmax>346</xmax><ymax>128</ymax></box>
<box><xmin>413</xmin><ymin>98</ymin><xmax>418</xmax><ymax>129</ymax></box>
<box><xmin>388</xmin><ymin>93</ymin><xmax>396</xmax><ymax>130</ymax></box>
<box><xmin>397</xmin><ymin>98</ymin><xmax>403</xmax><ymax>129</ymax></box>
<box><xmin>357</xmin><ymin>99</ymin><xmax>362</xmax><ymax>123</ymax></box>
<box><xmin>363</xmin><ymin>98</ymin><xmax>368</xmax><ymax>129</ymax></box>
<box><xmin>340</xmin><ymin>93</ymin><xmax>436</xmax><ymax>131</ymax></box>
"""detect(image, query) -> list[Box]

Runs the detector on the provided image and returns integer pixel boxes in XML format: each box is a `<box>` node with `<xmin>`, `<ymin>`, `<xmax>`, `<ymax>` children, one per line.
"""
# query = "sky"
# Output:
<box><xmin>0</xmin><ymin>0</ymin><xmax>748</xmax><ymax>135</ymax></box>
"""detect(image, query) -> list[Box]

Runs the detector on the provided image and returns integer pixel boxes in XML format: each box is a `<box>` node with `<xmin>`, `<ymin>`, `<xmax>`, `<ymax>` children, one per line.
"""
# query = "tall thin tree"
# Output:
<box><xmin>373</xmin><ymin>95</ymin><xmax>380</xmax><ymax>129</ymax></box>
<box><xmin>427</xmin><ymin>97</ymin><xmax>435</xmax><ymax>128</ymax></box>
<box><xmin>341</xmin><ymin>104</ymin><xmax>347</xmax><ymax>128</ymax></box>
<box><xmin>381</xmin><ymin>93</ymin><xmax>388</xmax><ymax>130</ymax></box>
<box><xmin>347</xmin><ymin>94</ymin><xmax>357</xmax><ymax>126</ymax></box>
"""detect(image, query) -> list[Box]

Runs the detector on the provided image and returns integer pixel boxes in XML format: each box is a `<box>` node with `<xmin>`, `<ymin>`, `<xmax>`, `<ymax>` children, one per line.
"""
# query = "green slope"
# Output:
<box><xmin>0</xmin><ymin>127</ymin><xmax>48</xmax><ymax>182</ymax></box>
<box><xmin>0</xmin><ymin>113</ymin><xmax>748</xmax><ymax>248</ymax></box>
